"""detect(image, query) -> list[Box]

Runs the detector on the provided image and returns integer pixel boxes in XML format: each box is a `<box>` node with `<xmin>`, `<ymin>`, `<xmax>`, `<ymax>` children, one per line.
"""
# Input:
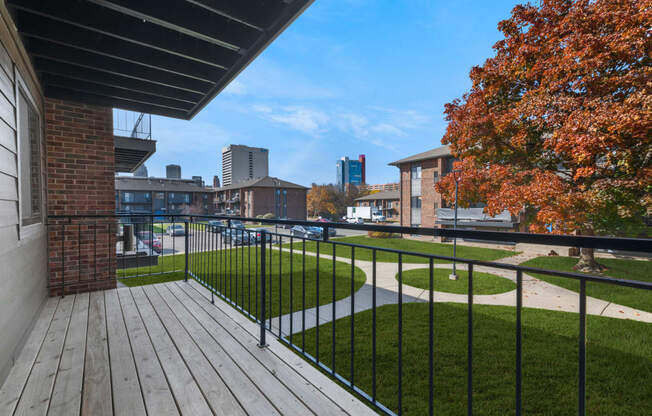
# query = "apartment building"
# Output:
<box><xmin>359</xmin><ymin>182</ymin><xmax>399</xmax><ymax>192</ymax></box>
<box><xmin>354</xmin><ymin>190</ymin><xmax>400</xmax><ymax>220</ymax></box>
<box><xmin>390</xmin><ymin>145</ymin><xmax>520</xmax><ymax>231</ymax></box>
<box><xmin>115</xmin><ymin>176</ymin><xmax>215</xmax><ymax>215</ymax></box>
<box><xmin>222</xmin><ymin>144</ymin><xmax>269</xmax><ymax>186</ymax></box>
<box><xmin>215</xmin><ymin>176</ymin><xmax>307</xmax><ymax>219</ymax></box>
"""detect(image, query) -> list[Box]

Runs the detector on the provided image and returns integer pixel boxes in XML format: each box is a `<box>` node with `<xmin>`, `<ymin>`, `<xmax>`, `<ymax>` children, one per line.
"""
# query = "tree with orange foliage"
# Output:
<box><xmin>436</xmin><ymin>0</ymin><xmax>651</xmax><ymax>272</ymax></box>
<box><xmin>307</xmin><ymin>184</ymin><xmax>336</xmax><ymax>218</ymax></box>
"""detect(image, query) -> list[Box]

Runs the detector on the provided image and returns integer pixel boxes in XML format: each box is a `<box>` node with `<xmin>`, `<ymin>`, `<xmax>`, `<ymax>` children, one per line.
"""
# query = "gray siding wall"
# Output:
<box><xmin>0</xmin><ymin>9</ymin><xmax>48</xmax><ymax>386</ymax></box>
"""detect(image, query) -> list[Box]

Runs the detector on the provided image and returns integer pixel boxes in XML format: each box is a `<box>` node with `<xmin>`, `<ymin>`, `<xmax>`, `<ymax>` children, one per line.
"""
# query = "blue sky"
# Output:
<box><xmin>143</xmin><ymin>0</ymin><xmax>522</xmax><ymax>187</ymax></box>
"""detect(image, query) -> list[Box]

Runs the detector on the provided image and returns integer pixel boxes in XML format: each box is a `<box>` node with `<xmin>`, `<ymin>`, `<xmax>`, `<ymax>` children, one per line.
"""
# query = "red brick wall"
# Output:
<box><xmin>45</xmin><ymin>98</ymin><xmax>116</xmax><ymax>295</ymax></box>
<box><xmin>400</xmin><ymin>165</ymin><xmax>410</xmax><ymax>226</ymax></box>
<box><xmin>399</xmin><ymin>157</ymin><xmax>449</xmax><ymax>228</ymax></box>
<box><xmin>248</xmin><ymin>187</ymin><xmax>306</xmax><ymax>220</ymax></box>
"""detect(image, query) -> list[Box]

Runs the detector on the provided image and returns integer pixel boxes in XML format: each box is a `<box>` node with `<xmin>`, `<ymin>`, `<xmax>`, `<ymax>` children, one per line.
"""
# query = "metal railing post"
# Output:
<box><xmin>184</xmin><ymin>220</ymin><xmax>189</xmax><ymax>281</ymax></box>
<box><xmin>258</xmin><ymin>229</ymin><xmax>267</xmax><ymax>347</ymax></box>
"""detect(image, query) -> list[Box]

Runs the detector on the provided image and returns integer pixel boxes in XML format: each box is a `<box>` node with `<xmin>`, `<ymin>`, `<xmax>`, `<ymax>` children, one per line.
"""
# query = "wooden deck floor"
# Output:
<box><xmin>0</xmin><ymin>280</ymin><xmax>376</xmax><ymax>416</ymax></box>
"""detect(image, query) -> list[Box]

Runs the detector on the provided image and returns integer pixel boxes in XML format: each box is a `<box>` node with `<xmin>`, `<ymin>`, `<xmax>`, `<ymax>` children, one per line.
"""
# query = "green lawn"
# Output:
<box><xmin>520</xmin><ymin>256</ymin><xmax>652</xmax><ymax>312</ymax></box>
<box><xmin>119</xmin><ymin>272</ymin><xmax>185</xmax><ymax>287</ymax></box>
<box><xmin>302</xmin><ymin>303</ymin><xmax>652</xmax><ymax>415</ymax></box>
<box><xmin>285</xmin><ymin>236</ymin><xmax>517</xmax><ymax>264</ymax></box>
<box><xmin>398</xmin><ymin>268</ymin><xmax>516</xmax><ymax>295</ymax></box>
<box><xmin>118</xmin><ymin>247</ymin><xmax>366</xmax><ymax>318</ymax></box>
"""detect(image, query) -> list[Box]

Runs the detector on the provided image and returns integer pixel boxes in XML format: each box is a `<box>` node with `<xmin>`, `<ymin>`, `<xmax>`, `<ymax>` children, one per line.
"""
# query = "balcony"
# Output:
<box><xmin>113</xmin><ymin>110</ymin><xmax>156</xmax><ymax>173</ymax></box>
<box><xmin>31</xmin><ymin>214</ymin><xmax>652</xmax><ymax>415</ymax></box>
<box><xmin>0</xmin><ymin>280</ymin><xmax>374</xmax><ymax>416</ymax></box>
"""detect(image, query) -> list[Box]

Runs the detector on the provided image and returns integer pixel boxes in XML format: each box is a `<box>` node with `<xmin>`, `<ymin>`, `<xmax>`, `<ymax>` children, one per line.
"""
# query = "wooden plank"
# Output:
<box><xmin>116</xmin><ymin>288</ymin><xmax>178</xmax><ymax>416</ymax></box>
<box><xmin>0</xmin><ymin>144</ymin><xmax>16</xmax><ymax>177</ymax></box>
<box><xmin>141</xmin><ymin>285</ymin><xmax>246</xmax><ymax>416</ymax></box>
<box><xmin>104</xmin><ymin>290</ymin><xmax>146</xmax><ymax>416</ymax></box>
<box><xmin>169</xmin><ymin>282</ymin><xmax>348</xmax><ymax>416</ymax></box>
<box><xmin>0</xmin><ymin>297</ymin><xmax>59</xmax><ymax>416</ymax></box>
<box><xmin>0</xmin><ymin>171</ymin><xmax>16</xmax><ymax>201</ymax></box>
<box><xmin>81</xmin><ymin>291</ymin><xmax>112</xmax><ymax>416</ymax></box>
<box><xmin>14</xmin><ymin>295</ymin><xmax>74</xmax><ymax>416</ymax></box>
<box><xmin>0</xmin><ymin>91</ymin><xmax>15</xmax><ymax>130</ymax></box>
<box><xmin>129</xmin><ymin>286</ymin><xmax>212</xmax><ymax>416</ymax></box>
<box><xmin>48</xmin><ymin>293</ymin><xmax>89</xmax><ymax>416</ymax></box>
<box><xmin>148</xmin><ymin>284</ymin><xmax>265</xmax><ymax>416</ymax></box>
<box><xmin>0</xmin><ymin>112</ymin><xmax>14</xmax><ymax>153</ymax></box>
<box><xmin>184</xmin><ymin>280</ymin><xmax>377</xmax><ymax>416</ymax></box>
<box><xmin>0</xmin><ymin>63</ymin><xmax>13</xmax><ymax>105</ymax></box>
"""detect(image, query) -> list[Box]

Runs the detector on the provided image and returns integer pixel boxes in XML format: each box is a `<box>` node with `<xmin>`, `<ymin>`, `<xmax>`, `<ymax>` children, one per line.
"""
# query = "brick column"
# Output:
<box><xmin>45</xmin><ymin>98</ymin><xmax>116</xmax><ymax>295</ymax></box>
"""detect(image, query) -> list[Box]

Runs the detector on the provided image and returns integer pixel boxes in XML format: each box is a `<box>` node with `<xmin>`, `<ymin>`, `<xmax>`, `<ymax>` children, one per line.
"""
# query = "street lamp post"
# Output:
<box><xmin>449</xmin><ymin>169</ymin><xmax>462</xmax><ymax>280</ymax></box>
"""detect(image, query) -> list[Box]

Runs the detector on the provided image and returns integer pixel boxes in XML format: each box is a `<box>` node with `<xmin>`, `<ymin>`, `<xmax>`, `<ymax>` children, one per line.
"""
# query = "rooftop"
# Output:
<box><xmin>355</xmin><ymin>190</ymin><xmax>400</xmax><ymax>201</ymax></box>
<box><xmin>215</xmin><ymin>176</ymin><xmax>308</xmax><ymax>191</ymax></box>
<box><xmin>115</xmin><ymin>176</ymin><xmax>213</xmax><ymax>193</ymax></box>
<box><xmin>388</xmin><ymin>145</ymin><xmax>452</xmax><ymax>166</ymax></box>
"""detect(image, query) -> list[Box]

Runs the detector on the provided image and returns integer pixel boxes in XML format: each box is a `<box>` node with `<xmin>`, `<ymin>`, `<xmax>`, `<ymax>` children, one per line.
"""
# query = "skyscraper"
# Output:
<box><xmin>221</xmin><ymin>145</ymin><xmax>269</xmax><ymax>186</ymax></box>
<box><xmin>336</xmin><ymin>155</ymin><xmax>364</xmax><ymax>190</ymax></box>
<box><xmin>133</xmin><ymin>164</ymin><xmax>148</xmax><ymax>177</ymax></box>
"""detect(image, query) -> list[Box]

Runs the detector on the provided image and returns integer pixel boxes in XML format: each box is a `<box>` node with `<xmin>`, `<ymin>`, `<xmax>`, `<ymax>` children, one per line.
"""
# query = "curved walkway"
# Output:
<box><xmin>270</xmin><ymin>249</ymin><xmax>652</xmax><ymax>336</ymax></box>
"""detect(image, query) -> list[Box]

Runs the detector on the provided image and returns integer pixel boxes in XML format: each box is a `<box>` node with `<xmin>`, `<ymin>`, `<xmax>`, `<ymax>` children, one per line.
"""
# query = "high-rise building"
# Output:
<box><xmin>221</xmin><ymin>145</ymin><xmax>269</xmax><ymax>186</ymax></box>
<box><xmin>213</xmin><ymin>175</ymin><xmax>220</xmax><ymax>188</ymax></box>
<box><xmin>133</xmin><ymin>164</ymin><xmax>148</xmax><ymax>177</ymax></box>
<box><xmin>358</xmin><ymin>154</ymin><xmax>366</xmax><ymax>184</ymax></box>
<box><xmin>166</xmin><ymin>164</ymin><xmax>181</xmax><ymax>179</ymax></box>
<box><xmin>336</xmin><ymin>155</ymin><xmax>364</xmax><ymax>190</ymax></box>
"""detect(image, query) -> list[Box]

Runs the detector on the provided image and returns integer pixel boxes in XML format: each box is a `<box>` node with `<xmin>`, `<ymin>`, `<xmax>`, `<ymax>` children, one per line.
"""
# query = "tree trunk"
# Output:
<box><xmin>573</xmin><ymin>228</ymin><xmax>607</xmax><ymax>273</ymax></box>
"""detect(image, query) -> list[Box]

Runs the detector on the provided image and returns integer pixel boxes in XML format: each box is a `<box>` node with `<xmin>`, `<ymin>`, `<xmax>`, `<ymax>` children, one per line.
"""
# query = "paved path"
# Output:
<box><xmin>269</xmin><ymin>248</ymin><xmax>652</xmax><ymax>336</ymax></box>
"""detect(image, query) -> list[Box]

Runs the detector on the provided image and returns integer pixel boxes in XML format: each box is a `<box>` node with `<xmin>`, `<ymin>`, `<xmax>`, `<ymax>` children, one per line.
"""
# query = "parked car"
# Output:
<box><xmin>229</xmin><ymin>219</ymin><xmax>246</xmax><ymax>229</ymax></box>
<box><xmin>166</xmin><ymin>224</ymin><xmax>186</xmax><ymax>236</ymax></box>
<box><xmin>207</xmin><ymin>220</ymin><xmax>225</xmax><ymax>233</ymax></box>
<box><xmin>290</xmin><ymin>225</ymin><xmax>322</xmax><ymax>239</ymax></box>
<box><xmin>278</xmin><ymin>217</ymin><xmax>294</xmax><ymax>229</ymax></box>
<box><xmin>372</xmin><ymin>213</ymin><xmax>386</xmax><ymax>222</ymax></box>
<box><xmin>250</xmin><ymin>227</ymin><xmax>273</xmax><ymax>243</ymax></box>
<box><xmin>222</xmin><ymin>229</ymin><xmax>252</xmax><ymax>245</ymax></box>
<box><xmin>136</xmin><ymin>231</ymin><xmax>162</xmax><ymax>253</ymax></box>
<box><xmin>345</xmin><ymin>217</ymin><xmax>365</xmax><ymax>224</ymax></box>
<box><xmin>315</xmin><ymin>219</ymin><xmax>337</xmax><ymax>237</ymax></box>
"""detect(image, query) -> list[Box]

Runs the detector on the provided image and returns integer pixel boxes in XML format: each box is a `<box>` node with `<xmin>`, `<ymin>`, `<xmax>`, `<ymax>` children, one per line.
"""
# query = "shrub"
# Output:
<box><xmin>368</xmin><ymin>231</ymin><xmax>399</xmax><ymax>239</ymax></box>
<box><xmin>262</xmin><ymin>213</ymin><xmax>275</xmax><ymax>219</ymax></box>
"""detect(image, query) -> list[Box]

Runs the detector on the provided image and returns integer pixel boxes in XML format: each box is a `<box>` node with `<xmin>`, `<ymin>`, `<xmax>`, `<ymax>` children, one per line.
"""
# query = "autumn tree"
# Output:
<box><xmin>307</xmin><ymin>184</ymin><xmax>336</xmax><ymax>217</ymax></box>
<box><xmin>436</xmin><ymin>0</ymin><xmax>651</xmax><ymax>272</ymax></box>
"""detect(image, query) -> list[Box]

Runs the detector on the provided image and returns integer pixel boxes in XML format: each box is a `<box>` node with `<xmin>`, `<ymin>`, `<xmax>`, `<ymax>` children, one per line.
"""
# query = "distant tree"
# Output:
<box><xmin>436</xmin><ymin>0</ymin><xmax>651</xmax><ymax>272</ymax></box>
<box><xmin>307</xmin><ymin>184</ymin><xmax>336</xmax><ymax>217</ymax></box>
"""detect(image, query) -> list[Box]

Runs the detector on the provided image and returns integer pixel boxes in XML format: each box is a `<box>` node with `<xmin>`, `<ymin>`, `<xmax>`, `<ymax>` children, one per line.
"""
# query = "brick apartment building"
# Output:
<box><xmin>390</xmin><ymin>145</ymin><xmax>520</xmax><ymax>231</ymax></box>
<box><xmin>359</xmin><ymin>182</ymin><xmax>399</xmax><ymax>192</ymax></box>
<box><xmin>215</xmin><ymin>176</ymin><xmax>307</xmax><ymax>220</ymax></box>
<box><xmin>354</xmin><ymin>190</ymin><xmax>400</xmax><ymax>220</ymax></box>
<box><xmin>115</xmin><ymin>176</ymin><xmax>216</xmax><ymax>215</ymax></box>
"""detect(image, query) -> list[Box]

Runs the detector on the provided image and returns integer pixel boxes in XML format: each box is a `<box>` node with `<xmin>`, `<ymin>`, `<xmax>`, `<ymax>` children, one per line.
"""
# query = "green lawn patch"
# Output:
<box><xmin>118</xmin><ymin>248</ymin><xmax>366</xmax><ymax>318</ymax></box>
<box><xmin>398</xmin><ymin>268</ymin><xmax>516</xmax><ymax>295</ymax></box>
<box><xmin>119</xmin><ymin>272</ymin><xmax>185</xmax><ymax>287</ymax></box>
<box><xmin>520</xmin><ymin>256</ymin><xmax>652</xmax><ymax>312</ymax></box>
<box><xmin>286</xmin><ymin>236</ymin><xmax>517</xmax><ymax>264</ymax></box>
<box><xmin>302</xmin><ymin>303</ymin><xmax>652</xmax><ymax>415</ymax></box>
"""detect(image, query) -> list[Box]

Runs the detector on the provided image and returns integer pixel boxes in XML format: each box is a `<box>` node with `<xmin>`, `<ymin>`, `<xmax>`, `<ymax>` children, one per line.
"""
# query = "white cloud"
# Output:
<box><xmin>371</xmin><ymin>123</ymin><xmax>405</xmax><ymax>136</ymax></box>
<box><xmin>254</xmin><ymin>105</ymin><xmax>329</xmax><ymax>135</ymax></box>
<box><xmin>223</xmin><ymin>79</ymin><xmax>247</xmax><ymax>95</ymax></box>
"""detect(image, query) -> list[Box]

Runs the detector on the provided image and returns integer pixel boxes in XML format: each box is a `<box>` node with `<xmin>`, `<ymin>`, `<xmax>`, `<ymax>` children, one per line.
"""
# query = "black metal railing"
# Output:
<box><xmin>47</xmin><ymin>213</ymin><xmax>652</xmax><ymax>415</ymax></box>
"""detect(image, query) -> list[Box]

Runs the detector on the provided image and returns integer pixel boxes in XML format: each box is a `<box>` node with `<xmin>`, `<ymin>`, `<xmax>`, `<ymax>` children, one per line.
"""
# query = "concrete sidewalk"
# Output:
<box><xmin>270</xmin><ymin>247</ymin><xmax>652</xmax><ymax>336</ymax></box>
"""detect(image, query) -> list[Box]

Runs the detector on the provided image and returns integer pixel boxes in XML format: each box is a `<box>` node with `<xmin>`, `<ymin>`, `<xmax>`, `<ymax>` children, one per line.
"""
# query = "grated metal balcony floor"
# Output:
<box><xmin>0</xmin><ymin>281</ymin><xmax>375</xmax><ymax>416</ymax></box>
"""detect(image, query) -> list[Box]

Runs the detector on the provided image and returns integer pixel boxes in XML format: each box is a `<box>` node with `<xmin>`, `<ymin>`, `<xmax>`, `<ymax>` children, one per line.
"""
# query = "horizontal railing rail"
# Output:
<box><xmin>47</xmin><ymin>213</ymin><xmax>652</xmax><ymax>415</ymax></box>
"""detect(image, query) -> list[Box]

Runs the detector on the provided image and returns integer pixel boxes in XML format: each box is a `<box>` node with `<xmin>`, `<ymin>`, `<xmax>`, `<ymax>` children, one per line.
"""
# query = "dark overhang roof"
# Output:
<box><xmin>388</xmin><ymin>145</ymin><xmax>452</xmax><ymax>166</ymax></box>
<box><xmin>6</xmin><ymin>0</ymin><xmax>314</xmax><ymax>119</ymax></box>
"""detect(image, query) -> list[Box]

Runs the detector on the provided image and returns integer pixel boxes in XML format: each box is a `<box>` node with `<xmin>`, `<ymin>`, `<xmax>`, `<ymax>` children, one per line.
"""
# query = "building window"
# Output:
<box><xmin>410</xmin><ymin>164</ymin><xmax>421</xmax><ymax>197</ymax></box>
<box><xmin>411</xmin><ymin>196</ymin><xmax>422</xmax><ymax>226</ymax></box>
<box><xmin>433</xmin><ymin>171</ymin><xmax>439</xmax><ymax>183</ymax></box>
<box><xmin>18</xmin><ymin>89</ymin><xmax>42</xmax><ymax>226</ymax></box>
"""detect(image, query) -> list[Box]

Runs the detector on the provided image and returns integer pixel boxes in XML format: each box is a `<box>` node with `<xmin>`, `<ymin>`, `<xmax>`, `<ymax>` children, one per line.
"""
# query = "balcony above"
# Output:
<box><xmin>114</xmin><ymin>135</ymin><xmax>156</xmax><ymax>173</ymax></box>
<box><xmin>6</xmin><ymin>0</ymin><xmax>314</xmax><ymax>119</ymax></box>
